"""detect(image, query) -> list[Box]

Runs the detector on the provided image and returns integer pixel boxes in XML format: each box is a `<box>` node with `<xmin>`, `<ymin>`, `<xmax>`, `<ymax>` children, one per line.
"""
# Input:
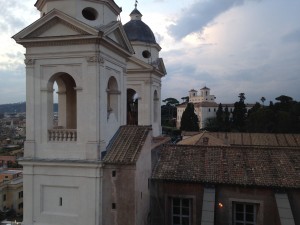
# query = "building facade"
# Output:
<box><xmin>151</xmin><ymin>144</ymin><xmax>300</xmax><ymax>225</ymax></box>
<box><xmin>177</xmin><ymin>87</ymin><xmax>254</xmax><ymax>129</ymax></box>
<box><xmin>13</xmin><ymin>1</ymin><xmax>166</xmax><ymax>225</ymax></box>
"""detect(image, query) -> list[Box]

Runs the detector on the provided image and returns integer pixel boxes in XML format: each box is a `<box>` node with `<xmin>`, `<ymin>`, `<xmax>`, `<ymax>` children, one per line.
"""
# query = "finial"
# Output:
<box><xmin>135</xmin><ymin>0</ymin><xmax>138</xmax><ymax>9</ymax></box>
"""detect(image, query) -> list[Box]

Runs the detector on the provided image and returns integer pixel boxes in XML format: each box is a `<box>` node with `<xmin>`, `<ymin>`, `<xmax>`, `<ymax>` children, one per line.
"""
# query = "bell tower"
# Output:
<box><xmin>124</xmin><ymin>6</ymin><xmax>166</xmax><ymax>136</ymax></box>
<box><xmin>13</xmin><ymin>0</ymin><xmax>134</xmax><ymax>224</ymax></box>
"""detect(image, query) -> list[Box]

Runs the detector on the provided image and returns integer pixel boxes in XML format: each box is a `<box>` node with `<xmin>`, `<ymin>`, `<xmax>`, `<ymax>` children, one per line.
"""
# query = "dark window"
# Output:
<box><xmin>3</xmin><ymin>194</ymin><xmax>6</xmax><ymax>201</ymax></box>
<box><xmin>142</xmin><ymin>50</ymin><xmax>151</xmax><ymax>58</ymax></box>
<box><xmin>18</xmin><ymin>202</ymin><xmax>23</xmax><ymax>209</ymax></box>
<box><xmin>59</xmin><ymin>197</ymin><xmax>63</xmax><ymax>206</ymax></box>
<box><xmin>82</xmin><ymin>7</ymin><xmax>98</xmax><ymax>21</ymax></box>
<box><xmin>19</xmin><ymin>191</ymin><xmax>23</xmax><ymax>199</ymax></box>
<box><xmin>233</xmin><ymin>202</ymin><xmax>257</xmax><ymax>225</ymax></box>
<box><xmin>112</xmin><ymin>170</ymin><xmax>116</xmax><ymax>177</ymax></box>
<box><xmin>172</xmin><ymin>198</ymin><xmax>191</xmax><ymax>225</ymax></box>
<box><xmin>112</xmin><ymin>203</ymin><xmax>116</xmax><ymax>210</ymax></box>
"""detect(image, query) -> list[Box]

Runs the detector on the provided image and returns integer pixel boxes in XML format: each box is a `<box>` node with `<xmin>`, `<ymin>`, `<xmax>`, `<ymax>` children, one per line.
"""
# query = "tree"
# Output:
<box><xmin>180</xmin><ymin>103</ymin><xmax>199</xmax><ymax>131</ymax></box>
<box><xmin>224</xmin><ymin>106</ymin><xmax>230</xmax><ymax>131</ymax></box>
<box><xmin>161</xmin><ymin>98</ymin><xmax>179</xmax><ymax>127</ymax></box>
<box><xmin>181</xmin><ymin>96</ymin><xmax>189</xmax><ymax>103</ymax></box>
<box><xmin>261</xmin><ymin>97</ymin><xmax>266</xmax><ymax>106</ymax></box>
<box><xmin>275</xmin><ymin>95</ymin><xmax>293</xmax><ymax>104</ymax></box>
<box><xmin>216</xmin><ymin>103</ymin><xmax>224</xmax><ymax>129</ymax></box>
<box><xmin>238</xmin><ymin>93</ymin><xmax>246</xmax><ymax>103</ymax></box>
<box><xmin>232</xmin><ymin>93</ymin><xmax>247</xmax><ymax>131</ymax></box>
<box><xmin>162</xmin><ymin>98</ymin><xmax>179</xmax><ymax>107</ymax></box>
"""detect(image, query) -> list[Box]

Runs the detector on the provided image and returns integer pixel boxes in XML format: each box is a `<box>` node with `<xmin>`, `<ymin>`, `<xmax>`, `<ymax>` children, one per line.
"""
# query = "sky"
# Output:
<box><xmin>0</xmin><ymin>0</ymin><xmax>300</xmax><ymax>104</ymax></box>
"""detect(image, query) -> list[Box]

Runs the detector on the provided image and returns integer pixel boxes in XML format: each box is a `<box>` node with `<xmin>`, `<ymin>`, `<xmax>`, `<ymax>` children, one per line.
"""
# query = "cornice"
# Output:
<box><xmin>21</xmin><ymin>38</ymin><xmax>98</xmax><ymax>47</ymax></box>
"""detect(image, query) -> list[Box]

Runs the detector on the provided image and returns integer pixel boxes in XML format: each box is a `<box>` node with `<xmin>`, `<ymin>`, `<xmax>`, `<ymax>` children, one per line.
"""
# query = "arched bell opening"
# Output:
<box><xmin>47</xmin><ymin>73</ymin><xmax>77</xmax><ymax>141</ymax></box>
<box><xmin>127</xmin><ymin>88</ymin><xmax>138</xmax><ymax>125</ymax></box>
<box><xmin>153</xmin><ymin>90</ymin><xmax>159</xmax><ymax>123</ymax></box>
<box><xmin>107</xmin><ymin>76</ymin><xmax>120</xmax><ymax>120</ymax></box>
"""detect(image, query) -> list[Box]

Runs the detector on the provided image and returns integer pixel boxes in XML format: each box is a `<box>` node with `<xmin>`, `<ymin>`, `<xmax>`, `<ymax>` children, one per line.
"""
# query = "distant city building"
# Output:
<box><xmin>0</xmin><ymin>170</ymin><xmax>23</xmax><ymax>216</ymax></box>
<box><xmin>177</xmin><ymin>86</ymin><xmax>254</xmax><ymax>129</ymax></box>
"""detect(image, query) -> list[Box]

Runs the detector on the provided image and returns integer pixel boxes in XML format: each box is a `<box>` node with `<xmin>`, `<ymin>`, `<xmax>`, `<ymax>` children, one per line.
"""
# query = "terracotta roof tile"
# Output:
<box><xmin>180</xmin><ymin>132</ymin><xmax>300</xmax><ymax>147</ymax></box>
<box><xmin>103</xmin><ymin>126</ymin><xmax>151</xmax><ymax>165</ymax></box>
<box><xmin>152</xmin><ymin>145</ymin><xmax>300</xmax><ymax>188</ymax></box>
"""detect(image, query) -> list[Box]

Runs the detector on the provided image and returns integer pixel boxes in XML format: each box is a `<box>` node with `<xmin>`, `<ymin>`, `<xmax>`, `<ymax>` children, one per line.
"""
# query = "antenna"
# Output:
<box><xmin>135</xmin><ymin>0</ymin><xmax>138</xmax><ymax>9</ymax></box>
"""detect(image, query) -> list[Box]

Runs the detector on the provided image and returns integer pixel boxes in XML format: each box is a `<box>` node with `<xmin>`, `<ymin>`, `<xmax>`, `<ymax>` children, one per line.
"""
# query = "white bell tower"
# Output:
<box><xmin>13</xmin><ymin>0</ymin><xmax>134</xmax><ymax>224</ymax></box>
<box><xmin>124</xmin><ymin>6</ymin><xmax>166</xmax><ymax>136</ymax></box>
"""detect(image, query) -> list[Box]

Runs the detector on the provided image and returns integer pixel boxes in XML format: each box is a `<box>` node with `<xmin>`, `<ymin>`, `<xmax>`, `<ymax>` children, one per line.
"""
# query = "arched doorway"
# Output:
<box><xmin>127</xmin><ymin>88</ymin><xmax>138</xmax><ymax>125</ymax></box>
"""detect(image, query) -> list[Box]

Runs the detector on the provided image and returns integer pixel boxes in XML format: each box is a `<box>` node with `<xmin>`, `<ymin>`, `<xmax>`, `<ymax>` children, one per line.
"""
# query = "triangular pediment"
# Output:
<box><xmin>100</xmin><ymin>21</ymin><xmax>134</xmax><ymax>54</ymax></box>
<box><xmin>13</xmin><ymin>9</ymin><xmax>99</xmax><ymax>42</ymax></box>
<box><xmin>127</xmin><ymin>57</ymin><xmax>167</xmax><ymax>77</ymax></box>
<box><xmin>26</xmin><ymin>17</ymin><xmax>90</xmax><ymax>38</ymax></box>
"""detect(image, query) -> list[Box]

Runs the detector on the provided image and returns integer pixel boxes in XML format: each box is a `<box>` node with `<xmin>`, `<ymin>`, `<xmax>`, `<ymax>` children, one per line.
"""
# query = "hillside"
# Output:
<box><xmin>0</xmin><ymin>102</ymin><xmax>58</xmax><ymax>114</ymax></box>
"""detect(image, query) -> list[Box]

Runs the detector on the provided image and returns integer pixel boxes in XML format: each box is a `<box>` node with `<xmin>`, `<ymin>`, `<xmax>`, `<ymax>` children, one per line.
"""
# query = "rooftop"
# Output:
<box><xmin>152</xmin><ymin>145</ymin><xmax>300</xmax><ymax>188</ymax></box>
<box><xmin>103</xmin><ymin>126</ymin><xmax>151</xmax><ymax>165</ymax></box>
<box><xmin>179</xmin><ymin>132</ymin><xmax>300</xmax><ymax>147</ymax></box>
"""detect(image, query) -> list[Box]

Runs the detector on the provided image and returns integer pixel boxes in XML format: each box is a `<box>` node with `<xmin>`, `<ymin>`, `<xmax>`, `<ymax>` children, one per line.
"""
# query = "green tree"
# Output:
<box><xmin>181</xmin><ymin>96</ymin><xmax>189</xmax><ymax>103</ymax></box>
<box><xmin>261</xmin><ymin>97</ymin><xmax>266</xmax><ymax>106</ymax></box>
<box><xmin>224</xmin><ymin>106</ymin><xmax>230</xmax><ymax>131</ymax></box>
<box><xmin>180</xmin><ymin>103</ymin><xmax>199</xmax><ymax>131</ymax></box>
<box><xmin>161</xmin><ymin>98</ymin><xmax>179</xmax><ymax>127</ymax></box>
<box><xmin>232</xmin><ymin>93</ymin><xmax>247</xmax><ymax>131</ymax></box>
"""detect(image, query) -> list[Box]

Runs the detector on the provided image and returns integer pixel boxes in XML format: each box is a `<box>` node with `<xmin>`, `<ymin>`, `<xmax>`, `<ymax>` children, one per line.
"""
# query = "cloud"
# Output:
<box><xmin>168</xmin><ymin>0</ymin><xmax>246</xmax><ymax>40</ymax></box>
<box><xmin>282</xmin><ymin>28</ymin><xmax>300</xmax><ymax>43</ymax></box>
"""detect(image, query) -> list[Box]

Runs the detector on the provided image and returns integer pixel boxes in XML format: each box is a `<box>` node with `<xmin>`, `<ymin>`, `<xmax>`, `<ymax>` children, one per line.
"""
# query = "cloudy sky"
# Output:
<box><xmin>0</xmin><ymin>0</ymin><xmax>299</xmax><ymax>104</ymax></box>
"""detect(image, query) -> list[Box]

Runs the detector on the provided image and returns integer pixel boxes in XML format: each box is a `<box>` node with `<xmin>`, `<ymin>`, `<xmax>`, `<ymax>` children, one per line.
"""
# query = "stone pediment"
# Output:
<box><xmin>99</xmin><ymin>21</ymin><xmax>134</xmax><ymax>54</ymax></box>
<box><xmin>26</xmin><ymin>17</ymin><xmax>90</xmax><ymax>38</ymax></box>
<box><xmin>13</xmin><ymin>9</ymin><xmax>99</xmax><ymax>44</ymax></box>
<box><xmin>127</xmin><ymin>57</ymin><xmax>166</xmax><ymax>77</ymax></box>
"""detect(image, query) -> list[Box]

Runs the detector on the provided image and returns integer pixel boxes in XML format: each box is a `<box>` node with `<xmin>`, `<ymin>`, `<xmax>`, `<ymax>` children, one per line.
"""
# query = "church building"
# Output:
<box><xmin>13</xmin><ymin>0</ymin><xmax>166</xmax><ymax>224</ymax></box>
<box><xmin>177</xmin><ymin>87</ymin><xmax>254</xmax><ymax>129</ymax></box>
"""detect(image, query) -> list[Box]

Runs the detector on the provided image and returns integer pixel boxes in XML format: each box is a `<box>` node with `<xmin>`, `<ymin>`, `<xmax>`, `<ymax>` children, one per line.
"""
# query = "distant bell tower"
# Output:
<box><xmin>124</xmin><ymin>6</ymin><xmax>166</xmax><ymax>136</ymax></box>
<box><xmin>13</xmin><ymin>0</ymin><xmax>134</xmax><ymax>224</ymax></box>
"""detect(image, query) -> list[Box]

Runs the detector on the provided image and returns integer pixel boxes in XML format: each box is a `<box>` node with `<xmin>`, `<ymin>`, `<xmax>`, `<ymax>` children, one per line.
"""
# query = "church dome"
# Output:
<box><xmin>123</xmin><ymin>8</ymin><xmax>156</xmax><ymax>44</ymax></box>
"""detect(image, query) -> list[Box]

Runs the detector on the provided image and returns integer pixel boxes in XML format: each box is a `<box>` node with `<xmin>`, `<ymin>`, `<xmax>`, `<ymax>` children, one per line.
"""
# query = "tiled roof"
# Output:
<box><xmin>177</xmin><ymin>102</ymin><xmax>218</xmax><ymax>108</ymax></box>
<box><xmin>103</xmin><ymin>126</ymin><xmax>151</xmax><ymax>165</ymax></box>
<box><xmin>152</xmin><ymin>145</ymin><xmax>300</xmax><ymax>188</ymax></box>
<box><xmin>180</xmin><ymin>132</ymin><xmax>300</xmax><ymax>147</ymax></box>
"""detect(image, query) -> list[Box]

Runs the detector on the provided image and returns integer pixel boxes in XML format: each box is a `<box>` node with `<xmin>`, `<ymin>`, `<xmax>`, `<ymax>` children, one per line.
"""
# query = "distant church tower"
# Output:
<box><xmin>13</xmin><ymin>0</ymin><xmax>165</xmax><ymax>224</ymax></box>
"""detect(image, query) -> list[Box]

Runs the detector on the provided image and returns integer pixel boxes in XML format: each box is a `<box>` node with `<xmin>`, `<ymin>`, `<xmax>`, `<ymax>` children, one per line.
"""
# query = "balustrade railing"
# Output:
<box><xmin>48</xmin><ymin>129</ymin><xmax>77</xmax><ymax>142</ymax></box>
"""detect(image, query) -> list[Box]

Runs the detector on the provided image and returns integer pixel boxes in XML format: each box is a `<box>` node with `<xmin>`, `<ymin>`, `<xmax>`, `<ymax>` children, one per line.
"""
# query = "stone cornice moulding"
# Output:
<box><xmin>74</xmin><ymin>87</ymin><xmax>83</xmax><ymax>91</ymax></box>
<box><xmin>21</xmin><ymin>38</ymin><xmax>99</xmax><ymax>48</ymax></box>
<box><xmin>24</xmin><ymin>59</ymin><xmax>36</xmax><ymax>66</ymax></box>
<box><xmin>100</xmin><ymin>51</ymin><xmax>127</xmax><ymax>68</ymax></box>
<box><xmin>86</xmin><ymin>56</ymin><xmax>105</xmax><ymax>64</ymax></box>
<box><xmin>41</xmin><ymin>88</ymin><xmax>55</xmax><ymax>93</ymax></box>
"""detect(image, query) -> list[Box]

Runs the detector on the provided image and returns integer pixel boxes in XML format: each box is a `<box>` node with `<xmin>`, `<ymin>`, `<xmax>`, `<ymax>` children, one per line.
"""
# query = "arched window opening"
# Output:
<box><xmin>127</xmin><ymin>89</ymin><xmax>138</xmax><ymax>125</ymax></box>
<box><xmin>107</xmin><ymin>77</ymin><xmax>119</xmax><ymax>120</ymax></box>
<box><xmin>53</xmin><ymin>81</ymin><xmax>59</xmax><ymax>127</ymax></box>
<box><xmin>48</xmin><ymin>73</ymin><xmax>77</xmax><ymax>142</ymax></box>
<box><xmin>153</xmin><ymin>90</ymin><xmax>159</xmax><ymax>123</ymax></box>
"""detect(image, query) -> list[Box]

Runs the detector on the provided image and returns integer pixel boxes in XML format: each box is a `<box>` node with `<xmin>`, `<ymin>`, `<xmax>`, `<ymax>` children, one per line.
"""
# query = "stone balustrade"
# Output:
<box><xmin>48</xmin><ymin>129</ymin><xmax>77</xmax><ymax>142</ymax></box>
